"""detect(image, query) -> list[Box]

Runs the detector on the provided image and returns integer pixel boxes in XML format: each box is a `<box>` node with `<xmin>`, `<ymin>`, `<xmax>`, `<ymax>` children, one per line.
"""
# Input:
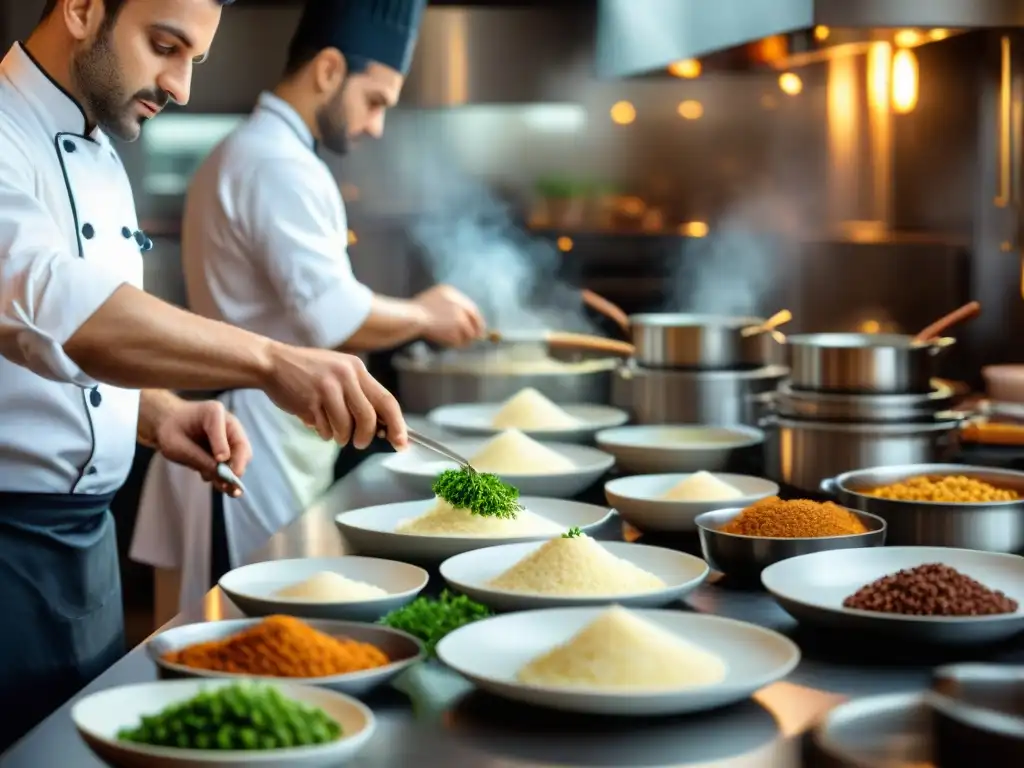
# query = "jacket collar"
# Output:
<box><xmin>1</xmin><ymin>42</ymin><xmax>98</xmax><ymax>140</ymax></box>
<box><xmin>255</xmin><ymin>91</ymin><xmax>317</xmax><ymax>152</ymax></box>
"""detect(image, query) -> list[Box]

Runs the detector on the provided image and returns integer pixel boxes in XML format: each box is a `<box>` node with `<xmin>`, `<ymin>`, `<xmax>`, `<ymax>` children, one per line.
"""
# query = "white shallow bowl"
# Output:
<box><xmin>426</xmin><ymin>403</ymin><xmax>629</xmax><ymax>443</ymax></box>
<box><xmin>761</xmin><ymin>547</ymin><xmax>1024</xmax><ymax>645</ymax></box>
<box><xmin>335</xmin><ymin>497</ymin><xmax>614</xmax><ymax>562</ymax></box>
<box><xmin>595</xmin><ymin>425</ymin><xmax>765</xmax><ymax>474</ymax></box>
<box><xmin>382</xmin><ymin>439</ymin><xmax>615</xmax><ymax>499</ymax></box>
<box><xmin>604</xmin><ymin>473</ymin><xmax>779</xmax><ymax>533</ymax></box>
<box><xmin>218</xmin><ymin>557</ymin><xmax>428</xmax><ymax>622</ymax></box>
<box><xmin>148</xmin><ymin>618</ymin><xmax>424</xmax><ymax>697</ymax></box>
<box><xmin>439</xmin><ymin>540</ymin><xmax>709</xmax><ymax>611</ymax></box>
<box><xmin>436</xmin><ymin>607</ymin><xmax>799</xmax><ymax>716</ymax></box>
<box><xmin>73</xmin><ymin>679</ymin><xmax>375</xmax><ymax>768</ymax></box>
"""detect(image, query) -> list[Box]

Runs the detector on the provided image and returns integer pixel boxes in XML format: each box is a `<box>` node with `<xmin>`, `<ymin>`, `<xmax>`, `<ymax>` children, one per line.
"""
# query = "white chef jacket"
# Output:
<box><xmin>0</xmin><ymin>43</ymin><xmax>143</xmax><ymax>495</ymax></box>
<box><xmin>131</xmin><ymin>92</ymin><xmax>374</xmax><ymax>609</ymax></box>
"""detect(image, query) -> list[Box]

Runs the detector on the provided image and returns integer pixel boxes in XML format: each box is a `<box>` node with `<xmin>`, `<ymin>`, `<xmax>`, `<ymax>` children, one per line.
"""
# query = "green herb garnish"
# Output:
<box><xmin>431</xmin><ymin>467</ymin><xmax>523</xmax><ymax>519</ymax></box>
<box><xmin>562</xmin><ymin>526</ymin><xmax>583</xmax><ymax>538</ymax></box>
<box><xmin>379</xmin><ymin>590</ymin><xmax>492</xmax><ymax>656</ymax></box>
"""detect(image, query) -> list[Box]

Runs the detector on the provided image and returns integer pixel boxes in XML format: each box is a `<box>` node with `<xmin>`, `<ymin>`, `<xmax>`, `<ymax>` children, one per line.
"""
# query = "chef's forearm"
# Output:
<box><xmin>64</xmin><ymin>284</ymin><xmax>276</xmax><ymax>390</ymax></box>
<box><xmin>137</xmin><ymin>389</ymin><xmax>183</xmax><ymax>448</ymax></box>
<box><xmin>339</xmin><ymin>294</ymin><xmax>429</xmax><ymax>351</ymax></box>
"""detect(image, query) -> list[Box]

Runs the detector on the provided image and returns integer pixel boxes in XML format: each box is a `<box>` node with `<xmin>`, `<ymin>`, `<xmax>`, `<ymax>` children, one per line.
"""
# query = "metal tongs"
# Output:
<box><xmin>215</xmin><ymin>463</ymin><xmax>246</xmax><ymax>496</ymax></box>
<box><xmin>378</xmin><ymin>424</ymin><xmax>476</xmax><ymax>470</ymax></box>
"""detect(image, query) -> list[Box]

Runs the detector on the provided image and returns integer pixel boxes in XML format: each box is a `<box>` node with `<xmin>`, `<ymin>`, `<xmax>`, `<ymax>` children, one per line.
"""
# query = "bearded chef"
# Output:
<box><xmin>0</xmin><ymin>0</ymin><xmax>408</xmax><ymax>748</ymax></box>
<box><xmin>131</xmin><ymin>0</ymin><xmax>484</xmax><ymax>616</ymax></box>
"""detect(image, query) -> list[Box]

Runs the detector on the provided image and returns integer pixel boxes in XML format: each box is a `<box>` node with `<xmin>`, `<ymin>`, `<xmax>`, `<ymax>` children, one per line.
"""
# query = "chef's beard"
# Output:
<box><xmin>315</xmin><ymin>82</ymin><xmax>350</xmax><ymax>155</ymax></box>
<box><xmin>72</xmin><ymin>27</ymin><xmax>167</xmax><ymax>141</ymax></box>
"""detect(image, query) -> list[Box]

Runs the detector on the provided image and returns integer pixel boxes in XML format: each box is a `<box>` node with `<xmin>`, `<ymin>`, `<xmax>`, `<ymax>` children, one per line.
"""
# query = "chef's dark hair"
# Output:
<box><xmin>40</xmin><ymin>0</ymin><xmax>234</xmax><ymax>23</ymax></box>
<box><xmin>283</xmin><ymin>45</ymin><xmax>370</xmax><ymax>79</ymax></box>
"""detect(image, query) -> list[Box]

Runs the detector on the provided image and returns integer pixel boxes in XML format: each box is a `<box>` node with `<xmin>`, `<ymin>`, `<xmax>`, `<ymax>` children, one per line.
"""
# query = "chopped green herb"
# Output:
<box><xmin>379</xmin><ymin>590</ymin><xmax>492</xmax><ymax>656</ymax></box>
<box><xmin>431</xmin><ymin>467</ymin><xmax>523</xmax><ymax>519</ymax></box>
<box><xmin>562</xmin><ymin>526</ymin><xmax>583</xmax><ymax>538</ymax></box>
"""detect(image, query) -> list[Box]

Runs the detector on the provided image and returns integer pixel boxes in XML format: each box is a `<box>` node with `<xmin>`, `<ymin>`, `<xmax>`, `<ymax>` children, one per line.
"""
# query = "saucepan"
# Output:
<box><xmin>782</xmin><ymin>301</ymin><xmax>981</xmax><ymax>394</ymax></box>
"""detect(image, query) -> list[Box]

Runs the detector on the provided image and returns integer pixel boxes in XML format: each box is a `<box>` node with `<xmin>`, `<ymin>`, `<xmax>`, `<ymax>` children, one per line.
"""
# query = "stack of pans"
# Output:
<box><xmin>611</xmin><ymin>314</ymin><xmax>789</xmax><ymax>427</ymax></box>
<box><xmin>763</xmin><ymin>333</ymin><xmax>962</xmax><ymax>493</ymax></box>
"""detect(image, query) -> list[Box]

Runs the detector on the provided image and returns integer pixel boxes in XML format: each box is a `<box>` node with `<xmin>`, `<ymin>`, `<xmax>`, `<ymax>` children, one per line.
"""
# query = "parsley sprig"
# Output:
<box><xmin>562</xmin><ymin>526</ymin><xmax>583</xmax><ymax>538</ymax></box>
<box><xmin>431</xmin><ymin>467</ymin><xmax>523</xmax><ymax>519</ymax></box>
<box><xmin>379</xmin><ymin>590</ymin><xmax>492</xmax><ymax>656</ymax></box>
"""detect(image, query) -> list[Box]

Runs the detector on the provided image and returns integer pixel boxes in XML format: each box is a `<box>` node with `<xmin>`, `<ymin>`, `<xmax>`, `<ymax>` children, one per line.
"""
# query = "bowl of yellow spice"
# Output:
<box><xmin>821</xmin><ymin>463</ymin><xmax>1024</xmax><ymax>553</ymax></box>
<box><xmin>695</xmin><ymin>498</ymin><xmax>886</xmax><ymax>580</ymax></box>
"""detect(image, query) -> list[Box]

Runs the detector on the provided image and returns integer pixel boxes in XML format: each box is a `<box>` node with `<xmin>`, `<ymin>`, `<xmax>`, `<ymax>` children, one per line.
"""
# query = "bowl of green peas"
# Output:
<box><xmin>72</xmin><ymin>679</ymin><xmax>374</xmax><ymax>767</ymax></box>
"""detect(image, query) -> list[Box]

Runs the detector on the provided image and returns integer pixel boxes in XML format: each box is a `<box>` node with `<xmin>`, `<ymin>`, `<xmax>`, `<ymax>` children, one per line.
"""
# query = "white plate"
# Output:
<box><xmin>72</xmin><ymin>679</ymin><xmax>375</xmax><ymax>768</ymax></box>
<box><xmin>382</xmin><ymin>438</ymin><xmax>615</xmax><ymax>498</ymax></box>
<box><xmin>335</xmin><ymin>497</ymin><xmax>614</xmax><ymax>562</ymax></box>
<box><xmin>219</xmin><ymin>557</ymin><xmax>428</xmax><ymax>622</ymax></box>
<box><xmin>439</xmin><ymin>540</ymin><xmax>709</xmax><ymax>611</ymax></box>
<box><xmin>595</xmin><ymin>425</ymin><xmax>765</xmax><ymax>474</ymax></box>
<box><xmin>427</xmin><ymin>403</ymin><xmax>629</xmax><ymax>443</ymax></box>
<box><xmin>761</xmin><ymin>547</ymin><xmax>1024</xmax><ymax>644</ymax></box>
<box><xmin>148</xmin><ymin>618</ymin><xmax>424</xmax><ymax>697</ymax></box>
<box><xmin>604</xmin><ymin>473</ymin><xmax>779</xmax><ymax>533</ymax></box>
<box><xmin>436</xmin><ymin>607</ymin><xmax>799</xmax><ymax>716</ymax></box>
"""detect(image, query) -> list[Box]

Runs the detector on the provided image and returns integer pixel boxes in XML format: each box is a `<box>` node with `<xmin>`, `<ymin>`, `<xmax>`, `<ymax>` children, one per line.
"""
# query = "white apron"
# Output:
<box><xmin>131</xmin><ymin>388</ymin><xmax>338</xmax><ymax>611</ymax></box>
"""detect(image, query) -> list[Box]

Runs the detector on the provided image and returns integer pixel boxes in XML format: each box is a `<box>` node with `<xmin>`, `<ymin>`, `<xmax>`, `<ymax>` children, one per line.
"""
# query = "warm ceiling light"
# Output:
<box><xmin>778</xmin><ymin>72</ymin><xmax>803</xmax><ymax>95</ymax></box>
<box><xmin>668</xmin><ymin>59</ymin><xmax>701</xmax><ymax>78</ymax></box>
<box><xmin>680</xmin><ymin>221</ymin><xmax>709</xmax><ymax>237</ymax></box>
<box><xmin>556</xmin><ymin>236</ymin><xmax>573</xmax><ymax>252</ymax></box>
<box><xmin>814</xmin><ymin>25</ymin><xmax>830</xmax><ymax>41</ymax></box>
<box><xmin>609</xmin><ymin>100</ymin><xmax>636</xmax><ymax>125</ymax></box>
<box><xmin>891</xmin><ymin>49</ymin><xmax>919</xmax><ymax>114</ymax></box>
<box><xmin>677</xmin><ymin>100</ymin><xmax>704</xmax><ymax>120</ymax></box>
<box><xmin>929</xmin><ymin>28</ymin><xmax>950</xmax><ymax>41</ymax></box>
<box><xmin>894</xmin><ymin>29</ymin><xmax>922</xmax><ymax>47</ymax></box>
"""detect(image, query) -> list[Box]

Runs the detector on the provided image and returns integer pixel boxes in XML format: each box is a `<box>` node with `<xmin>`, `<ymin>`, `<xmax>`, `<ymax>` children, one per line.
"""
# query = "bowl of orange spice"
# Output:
<box><xmin>821</xmin><ymin>463</ymin><xmax>1024</xmax><ymax>553</ymax></box>
<box><xmin>148</xmin><ymin>615</ymin><xmax>424</xmax><ymax>697</ymax></box>
<box><xmin>694</xmin><ymin>498</ymin><xmax>886</xmax><ymax>580</ymax></box>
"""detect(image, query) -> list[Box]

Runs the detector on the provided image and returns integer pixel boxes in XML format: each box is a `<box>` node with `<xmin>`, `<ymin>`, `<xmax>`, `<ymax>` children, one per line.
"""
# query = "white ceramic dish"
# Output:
<box><xmin>435</xmin><ymin>607</ymin><xmax>800</xmax><ymax>716</ymax></box>
<box><xmin>604</xmin><ymin>473</ymin><xmax>779</xmax><ymax>533</ymax></box>
<box><xmin>761</xmin><ymin>547</ymin><xmax>1024</xmax><ymax>645</ymax></box>
<box><xmin>426</xmin><ymin>403</ymin><xmax>629</xmax><ymax>443</ymax></box>
<box><xmin>595</xmin><ymin>425</ymin><xmax>765</xmax><ymax>474</ymax></box>
<box><xmin>382</xmin><ymin>438</ymin><xmax>615</xmax><ymax>499</ymax></box>
<box><xmin>148</xmin><ymin>618</ymin><xmax>424</xmax><ymax>697</ymax></box>
<box><xmin>218</xmin><ymin>557</ymin><xmax>428</xmax><ymax>622</ymax></box>
<box><xmin>72</xmin><ymin>679</ymin><xmax>375</xmax><ymax>768</ymax></box>
<box><xmin>438</xmin><ymin>540</ymin><xmax>709</xmax><ymax>611</ymax></box>
<box><xmin>335</xmin><ymin>497</ymin><xmax>614</xmax><ymax>562</ymax></box>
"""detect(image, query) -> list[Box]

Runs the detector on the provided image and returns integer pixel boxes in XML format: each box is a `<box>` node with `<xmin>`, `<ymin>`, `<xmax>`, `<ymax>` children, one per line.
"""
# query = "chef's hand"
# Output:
<box><xmin>414</xmin><ymin>285</ymin><xmax>485</xmax><ymax>347</ymax></box>
<box><xmin>262</xmin><ymin>344</ymin><xmax>409</xmax><ymax>451</ymax></box>
<box><xmin>156</xmin><ymin>400</ymin><xmax>252</xmax><ymax>497</ymax></box>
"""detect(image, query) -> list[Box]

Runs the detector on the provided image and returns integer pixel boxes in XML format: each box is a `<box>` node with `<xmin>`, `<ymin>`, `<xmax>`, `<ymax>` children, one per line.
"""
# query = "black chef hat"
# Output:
<box><xmin>288</xmin><ymin>0</ymin><xmax>427</xmax><ymax>76</ymax></box>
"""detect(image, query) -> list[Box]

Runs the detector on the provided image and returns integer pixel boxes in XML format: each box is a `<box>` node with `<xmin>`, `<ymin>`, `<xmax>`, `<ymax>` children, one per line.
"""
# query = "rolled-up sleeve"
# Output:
<box><xmin>240</xmin><ymin>160</ymin><xmax>373</xmax><ymax>350</ymax></box>
<box><xmin>0</xmin><ymin>156</ymin><xmax>126</xmax><ymax>386</ymax></box>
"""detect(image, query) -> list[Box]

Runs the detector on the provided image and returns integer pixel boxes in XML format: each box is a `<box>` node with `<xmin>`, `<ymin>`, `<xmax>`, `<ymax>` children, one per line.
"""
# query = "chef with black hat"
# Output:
<box><xmin>131</xmin><ymin>0</ymin><xmax>484</xmax><ymax>615</ymax></box>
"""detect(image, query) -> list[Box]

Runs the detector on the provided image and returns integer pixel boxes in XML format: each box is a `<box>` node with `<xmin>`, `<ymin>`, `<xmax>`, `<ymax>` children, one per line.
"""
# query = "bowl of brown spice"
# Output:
<box><xmin>694</xmin><ymin>497</ymin><xmax>886</xmax><ymax>580</ymax></box>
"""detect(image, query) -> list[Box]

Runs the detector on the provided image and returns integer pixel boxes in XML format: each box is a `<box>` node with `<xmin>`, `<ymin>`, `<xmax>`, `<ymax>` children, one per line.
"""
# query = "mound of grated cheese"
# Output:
<box><xmin>660</xmin><ymin>471</ymin><xmax>745</xmax><ymax>502</ymax></box>
<box><xmin>273</xmin><ymin>571</ymin><xmax>388</xmax><ymax>602</ymax></box>
<box><xmin>469</xmin><ymin>429</ymin><xmax>576</xmax><ymax>475</ymax></box>
<box><xmin>491</xmin><ymin>388</ymin><xmax>581</xmax><ymax>431</ymax></box>
<box><xmin>394</xmin><ymin>498</ymin><xmax>562</xmax><ymax>537</ymax></box>
<box><xmin>487</xmin><ymin>533</ymin><xmax>666</xmax><ymax>595</ymax></box>
<box><xmin>516</xmin><ymin>605</ymin><xmax>728</xmax><ymax>690</ymax></box>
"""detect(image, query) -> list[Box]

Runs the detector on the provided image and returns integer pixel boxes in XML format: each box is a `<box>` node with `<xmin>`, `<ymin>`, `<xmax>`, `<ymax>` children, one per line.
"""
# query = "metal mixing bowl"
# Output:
<box><xmin>694</xmin><ymin>506</ymin><xmax>887</xmax><ymax>581</ymax></box>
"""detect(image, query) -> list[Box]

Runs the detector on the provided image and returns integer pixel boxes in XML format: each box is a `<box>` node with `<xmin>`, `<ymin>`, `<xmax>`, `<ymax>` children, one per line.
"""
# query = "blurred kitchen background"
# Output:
<box><xmin>4</xmin><ymin>0</ymin><xmax>1024</xmax><ymax>639</ymax></box>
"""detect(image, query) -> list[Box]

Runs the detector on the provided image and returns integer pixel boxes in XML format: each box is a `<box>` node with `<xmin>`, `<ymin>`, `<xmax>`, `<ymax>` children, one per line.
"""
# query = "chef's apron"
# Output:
<box><xmin>0</xmin><ymin>492</ymin><xmax>123</xmax><ymax>750</ymax></box>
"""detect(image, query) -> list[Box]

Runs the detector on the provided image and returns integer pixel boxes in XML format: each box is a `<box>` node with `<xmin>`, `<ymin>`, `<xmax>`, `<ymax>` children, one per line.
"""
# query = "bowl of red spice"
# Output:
<box><xmin>694</xmin><ymin>497</ymin><xmax>886</xmax><ymax>580</ymax></box>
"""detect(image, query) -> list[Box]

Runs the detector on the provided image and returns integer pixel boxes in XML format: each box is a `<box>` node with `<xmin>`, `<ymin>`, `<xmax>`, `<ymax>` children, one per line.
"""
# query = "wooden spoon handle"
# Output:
<box><xmin>741</xmin><ymin>309</ymin><xmax>793</xmax><ymax>338</ymax></box>
<box><xmin>581</xmin><ymin>289</ymin><xmax>631</xmax><ymax>338</ymax></box>
<box><xmin>546</xmin><ymin>332</ymin><xmax>636</xmax><ymax>358</ymax></box>
<box><xmin>913</xmin><ymin>301</ymin><xmax>981</xmax><ymax>343</ymax></box>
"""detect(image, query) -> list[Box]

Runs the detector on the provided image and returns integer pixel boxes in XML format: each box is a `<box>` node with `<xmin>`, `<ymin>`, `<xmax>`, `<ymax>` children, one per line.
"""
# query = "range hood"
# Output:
<box><xmin>596</xmin><ymin>0</ymin><xmax>1024</xmax><ymax>77</ymax></box>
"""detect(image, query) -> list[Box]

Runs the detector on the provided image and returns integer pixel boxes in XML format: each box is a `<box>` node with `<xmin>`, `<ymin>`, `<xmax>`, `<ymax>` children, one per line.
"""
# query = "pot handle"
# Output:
<box><xmin>924</xmin><ymin>336</ymin><xmax>957</xmax><ymax>356</ymax></box>
<box><xmin>819</xmin><ymin>477</ymin><xmax>839</xmax><ymax>496</ymax></box>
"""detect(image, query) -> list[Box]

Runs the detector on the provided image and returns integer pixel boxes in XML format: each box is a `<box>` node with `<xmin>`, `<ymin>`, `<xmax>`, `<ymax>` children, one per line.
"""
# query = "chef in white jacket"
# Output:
<box><xmin>132</xmin><ymin>0</ymin><xmax>484</xmax><ymax>617</ymax></box>
<box><xmin>0</xmin><ymin>0</ymin><xmax>408</xmax><ymax>748</ymax></box>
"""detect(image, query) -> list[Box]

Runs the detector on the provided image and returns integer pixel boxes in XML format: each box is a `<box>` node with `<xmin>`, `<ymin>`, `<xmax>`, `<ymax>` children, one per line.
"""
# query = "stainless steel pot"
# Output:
<box><xmin>393</xmin><ymin>343</ymin><xmax>616</xmax><ymax>414</ymax></box>
<box><xmin>629</xmin><ymin>313</ymin><xmax>770</xmax><ymax>369</ymax></box>
<box><xmin>819</xmin><ymin>463</ymin><xmax>1024</xmax><ymax>553</ymax></box>
<box><xmin>762</xmin><ymin>416</ymin><xmax>962</xmax><ymax>494</ymax></box>
<box><xmin>786</xmin><ymin>333</ymin><xmax>953</xmax><ymax>394</ymax></box>
<box><xmin>612</xmin><ymin>363</ymin><xmax>787</xmax><ymax>426</ymax></box>
<box><xmin>771</xmin><ymin>381</ymin><xmax>956</xmax><ymax>423</ymax></box>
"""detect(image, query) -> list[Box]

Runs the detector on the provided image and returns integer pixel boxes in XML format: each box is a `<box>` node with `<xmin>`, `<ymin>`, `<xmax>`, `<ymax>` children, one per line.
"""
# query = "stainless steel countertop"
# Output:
<box><xmin>4</xmin><ymin>428</ymin><xmax>1024</xmax><ymax>767</ymax></box>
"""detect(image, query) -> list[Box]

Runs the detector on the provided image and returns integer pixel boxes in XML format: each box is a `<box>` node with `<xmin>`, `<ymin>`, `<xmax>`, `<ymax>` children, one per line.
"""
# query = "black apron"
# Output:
<box><xmin>0</xmin><ymin>492</ymin><xmax>124</xmax><ymax>750</ymax></box>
